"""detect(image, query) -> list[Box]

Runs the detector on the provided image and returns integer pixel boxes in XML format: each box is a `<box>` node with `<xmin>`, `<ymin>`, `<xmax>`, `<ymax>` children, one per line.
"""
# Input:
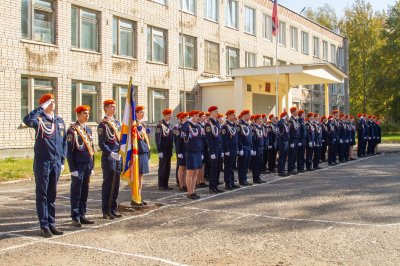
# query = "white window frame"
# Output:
<box><xmin>204</xmin><ymin>0</ymin><xmax>218</xmax><ymax>22</ymax></box>
<box><xmin>112</xmin><ymin>84</ymin><xmax>138</xmax><ymax>121</ymax></box>
<box><xmin>204</xmin><ymin>40</ymin><xmax>220</xmax><ymax>74</ymax></box>
<box><xmin>71</xmin><ymin>6</ymin><xmax>99</xmax><ymax>51</ymax></box>
<box><xmin>113</xmin><ymin>17</ymin><xmax>136</xmax><ymax>58</ymax></box>
<box><xmin>263</xmin><ymin>56</ymin><xmax>273</xmax><ymax>67</ymax></box>
<box><xmin>226</xmin><ymin>47</ymin><xmax>239</xmax><ymax>76</ymax></box>
<box><xmin>244</xmin><ymin>6</ymin><xmax>256</xmax><ymax>35</ymax></box>
<box><xmin>152</xmin><ymin>0</ymin><xmax>167</xmax><ymax>5</ymax></box>
<box><xmin>290</xmin><ymin>26</ymin><xmax>298</xmax><ymax>51</ymax></box>
<box><xmin>179</xmin><ymin>34</ymin><xmax>197</xmax><ymax>69</ymax></box>
<box><xmin>277</xmin><ymin>21</ymin><xmax>286</xmax><ymax>46</ymax></box>
<box><xmin>245</xmin><ymin>52</ymin><xmax>256</xmax><ymax>67</ymax></box>
<box><xmin>338</xmin><ymin>47</ymin><xmax>344</xmax><ymax>66</ymax></box>
<box><xmin>179</xmin><ymin>91</ymin><xmax>196</xmax><ymax>112</ymax></box>
<box><xmin>180</xmin><ymin>0</ymin><xmax>196</xmax><ymax>15</ymax></box>
<box><xmin>225</xmin><ymin>0</ymin><xmax>238</xmax><ymax>29</ymax></box>
<box><xmin>313</xmin><ymin>36</ymin><xmax>320</xmax><ymax>58</ymax></box>
<box><xmin>71</xmin><ymin>81</ymin><xmax>99</xmax><ymax>123</ymax></box>
<box><xmin>147</xmin><ymin>26</ymin><xmax>167</xmax><ymax>64</ymax></box>
<box><xmin>322</xmin><ymin>41</ymin><xmax>328</xmax><ymax>61</ymax></box>
<box><xmin>331</xmin><ymin>44</ymin><xmax>337</xmax><ymax>64</ymax></box>
<box><xmin>21</xmin><ymin>0</ymin><xmax>55</xmax><ymax>44</ymax></box>
<box><xmin>148</xmin><ymin>88</ymin><xmax>167</xmax><ymax>124</ymax></box>
<box><xmin>301</xmin><ymin>31</ymin><xmax>309</xmax><ymax>55</ymax></box>
<box><xmin>262</xmin><ymin>14</ymin><xmax>272</xmax><ymax>41</ymax></box>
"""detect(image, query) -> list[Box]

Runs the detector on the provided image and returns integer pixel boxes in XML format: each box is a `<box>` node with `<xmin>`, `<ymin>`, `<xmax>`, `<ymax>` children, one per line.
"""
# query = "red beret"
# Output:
<box><xmin>178</xmin><ymin>112</ymin><xmax>188</xmax><ymax>120</ymax></box>
<box><xmin>199</xmin><ymin>112</ymin><xmax>205</xmax><ymax>117</ymax></box>
<box><xmin>103</xmin><ymin>99</ymin><xmax>116</xmax><ymax>106</ymax></box>
<box><xmin>350</xmin><ymin>115</ymin><xmax>354</xmax><ymax>119</ymax></box>
<box><xmin>240</xmin><ymin>110</ymin><xmax>250</xmax><ymax>116</ymax></box>
<box><xmin>226</xmin><ymin>109</ymin><xmax>236</xmax><ymax>116</ymax></box>
<box><xmin>254</xmin><ymin>114</ymin><xmax>262</xmax><ymax>120</ymax></box>
<box><xmin>75</xmin><ymin>105</ymin><xmax>90</xmax><ymax>113</ymax></box>
<box><xmin>307</xmin><ymin>112</ymin><xmax>314</xmax><ymax>118</ymax></box>
<box><xmin>313</xmin><ymin>113</ymin><xmax>319</xmax><ymax>117</ymax></box>
<box><xmin>250</xmin><ymin>115</ymin><xmax>255</xmax><ymax>120</ymax></box>
<box><xmin>39</xmin><ymin>93</ymin><xmax>54</xmax><ymax>105</ymax></box>
<box><xmin>208</xmin><ymin>106</ymin><xmax>218</xmax><ymax>112</ymax></box>
<box><xmin>135</xmin><ymin>106</ymin><xmax>144</xmax><ymax>112</ymax></box>
<box><xmin>368</xmin><ymin>115</ymin><xmax>373</xmax><ymax>118</ymax></box>
<box><xmin>357</xmin><ymin>113</ymin><xmax>362</xmax><ymax>118</ymax></box>
<box><xmin>290</xmin><ymin>106</ymin><xmax>297</xmax><ymax>113</ymax></box>
<box><xmin>262</xmin><ymin>114</ymin><xmax>267</xmax><ymax>119</ymax></box>
<box><xmin>280</xmin><ymin>112</ymin><xmax>288</xmax><ymax>119</ymax></box>
<box><xmin>268</xmin><ymin>114</ymin><xmax>274</xmax><ymax>120</ymax></box>
<box><xmin>205</xmin><ymin>112</ymin><xmax>210</xmax><ymax>116</ymax></box>
<box><xmin>339</xmin><ymin>113</ymin><xmax>345</xmax><ymax>117</ymax></box>
<box><xmin>218</xmin><ymin>113</ymin><xmax>224</xmax><ymax>118</ymax></box>
<box><xmin>162</xmin><ymin>108</ymin><xmax>172</xmax><ymax>115</ymax></box>
<box><xmin>328</xmin><ymin>115</ymin><xmax>334</xmax><ymax>120</ymax></box>
<box><xmin>188</xmin><ymin>110</ymin><xmax>200</xmax><ymax>117</ymax></box>
<box><xmin>176</xmin><ymin>112</ymin><xmax>183</xmax><ymax>118</ymax></box>
<box><xmin>298</xmin><ymin>110</ymin><xmax>305</xmax><ymax>116</ymax></box>
<box><xmin>332</xmin><ymin>110</ymin><xmax>339</xmax><ymax>115</ymax></box>
<box><xmin>238</xmin><ymin>114</ymin><xmax>242</xmax><ymax>119</ymax></box>
<box><xmin>321</xmin><ymin>116</ymin><xmax>327</xmax><ymax>120</ymax></box>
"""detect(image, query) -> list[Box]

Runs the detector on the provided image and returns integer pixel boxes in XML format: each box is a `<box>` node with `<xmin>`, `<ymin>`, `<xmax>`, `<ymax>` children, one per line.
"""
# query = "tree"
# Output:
<box><xmin>304</xmin><ymin>4</ymin><xmax>339</xmax><ymax>32</ymax></box>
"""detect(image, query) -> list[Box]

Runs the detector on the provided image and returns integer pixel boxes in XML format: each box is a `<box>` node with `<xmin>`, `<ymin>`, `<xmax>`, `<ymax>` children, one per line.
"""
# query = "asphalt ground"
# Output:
<box><xmin>0</xmin><ymin>144</ymin><xmax>399</xmax><ymax>265</ymax></box>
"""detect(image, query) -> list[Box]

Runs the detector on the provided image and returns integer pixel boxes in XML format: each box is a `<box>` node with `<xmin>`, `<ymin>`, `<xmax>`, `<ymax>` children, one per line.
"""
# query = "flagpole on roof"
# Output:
<box><xmin>272</xmin><ymin>0</ymin><xmax>279</xmax><ymax>114</ymax></box>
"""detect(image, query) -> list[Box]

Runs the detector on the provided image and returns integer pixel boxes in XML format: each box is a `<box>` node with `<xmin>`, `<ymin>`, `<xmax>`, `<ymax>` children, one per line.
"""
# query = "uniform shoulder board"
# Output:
<box><xmin>97</xmin><ymin>127</ymin><xmax>103</xmax><ymax>135</ymax></box>
<box><xmin>222</xmin><ymin>128</ymin><xmax>226</xmax><ymax>134</ymax></box>
<box><xmin>156</xmin><ymin>126</ymin><xmax>161</xmax><ymax>134</ymax></box>
<box><xmin>206</xmin><ymin>126</ymin><xmax>211</xmax><ymax>133</ymax></box>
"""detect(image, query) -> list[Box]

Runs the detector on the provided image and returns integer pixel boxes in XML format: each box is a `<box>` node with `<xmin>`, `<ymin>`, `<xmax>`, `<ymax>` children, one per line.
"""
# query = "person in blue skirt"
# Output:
<box><xmin>182</xmin><ymin>110</ymin><xmax>203</xmax><ymax>200</ymax></box>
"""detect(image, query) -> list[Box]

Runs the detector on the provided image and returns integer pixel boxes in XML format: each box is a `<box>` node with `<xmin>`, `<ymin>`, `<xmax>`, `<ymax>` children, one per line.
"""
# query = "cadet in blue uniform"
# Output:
<box><xmin>156</xmin><ymin>108</ymin><xmax>174</xmax><ymax>190</ymax></box>
<box><xmin>23</xmin><ymin>94</ymin><xmax>67</xmax><ymax>238</ymax></box>
<box><xmin>133</xmin><ymin>106</ymin><xmax>151</xmax><ymax>206</ymax></box>
<box><xmin>267</xmin><ymin>114</ymin><xmax>278</xmax><ymax>173</ymax></box>
<box><xmin>376</xmin><ymin>116</ymin><xmax>382</xmax><ymax>154</ymax></box>
<box><xmin>349</xmin><ymin>115</ymin><xmax>356</xmax><ymax>160</ymax></box>
<box><xmin>237</xmin><ymin>110</ymin><xmax>253</xmax><ymax>186</ymax></box>
<box><xmin>174</xmin><ymin>112</ymin><xmax>188</xmax><ymax>191</ymax></box>
<box><xmin>367</xmin><ymin>115</ymin><xmax>376</xmax><ymax>155</ymax></box>
<box><xmin>261</xmin><ymin>114</ymin><xmax>269</xmax><ymax>174</ymax></box>
<box><xmin>252</xmin><ymin>115</ymin><xmax>267</xmax><ymax>183</ymax></box>
<box><xmin>320</xmin><ymin>116</ymin><xmax>328</xmax><ymax>162</ymax></box>
<box><xmin>357</xmin><ymin>113</ymin><xmax>366</xmax><ymax>158</ymax></box>
<box><xmin>205</xmin><ymin>106</ymin><xmax>224</xmax><ymax>193</ymax></box>
<box><xmin>305</xmin><ymin>113</ymin><xmax>315</xmax><ymax>171</ymax></box>
<box><xmin>196</xmin><ymin>112</ymin><xmax>208</xmax><ymax>188</ymax></box>
<box><xmin>182</xmin><ymin>110</ymin><xmax>203</xmax><ymax>199</ymax></box>
<box><xmin>338</xmin><ymin>113</ymin><xmax>347</xmax><ymax>163</ymax></box>
<box><xmin>363</xmin><ymin>114</ymin><xmax>370</xmax><ymax>156</ymax></box>
<box><xmin>98</xmin><ymin>99</ymin><xmax>122</xmax><ymax>220</ymax></box>
<box><xmin>277</xmin><ymin>112</ymin><xmax>290</xmax><ymax>177</ymax></box>
<box><xmin>297</xmin><ymin>110</ymin><xmax>306</xmax><ymax>173</ymax></box>
<box><xmin>67</xmin><ymin>105</ymin><xmax>95</xmax><ymax>227</ymax></box>
<box><xmin>288</xmin><ymin>107</ymin><xmax>300</xmax><ymax>175</ymax></box>
<box><xmin>312</xmin><ymin>113</ymin><xmax>322</xmax><ymax>170</ymax></box>
<box><xmin>327</xmin><ymin>115</ymin><xmax>337</xmax><ymax>166</ymax></box>
<box><xmin>222</xmin><ymin>110</ymin><xmax>240</xmax><ymax>190</ymax></box>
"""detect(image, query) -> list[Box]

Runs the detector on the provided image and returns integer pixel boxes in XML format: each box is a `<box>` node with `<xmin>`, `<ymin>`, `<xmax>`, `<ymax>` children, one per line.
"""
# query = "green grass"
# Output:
<box><xmin>381</xmin><ymin>134</ymin><xmax>400</xmax><ymax>143</ymax></box>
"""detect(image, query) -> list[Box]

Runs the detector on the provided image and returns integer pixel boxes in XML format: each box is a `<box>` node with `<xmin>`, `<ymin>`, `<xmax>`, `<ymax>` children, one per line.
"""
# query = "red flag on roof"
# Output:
<box><xmin>272</xmin><ymin>0</ymin><xmax>279</xmax><ymax>36</ymax></box>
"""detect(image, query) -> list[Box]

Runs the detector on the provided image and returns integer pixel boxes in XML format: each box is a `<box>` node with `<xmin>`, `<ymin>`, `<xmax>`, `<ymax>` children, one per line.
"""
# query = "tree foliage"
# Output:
<box><xmin>304</xmin><ymin>4</ymin><xmax>339</xmax><ymax>32</ymax></box>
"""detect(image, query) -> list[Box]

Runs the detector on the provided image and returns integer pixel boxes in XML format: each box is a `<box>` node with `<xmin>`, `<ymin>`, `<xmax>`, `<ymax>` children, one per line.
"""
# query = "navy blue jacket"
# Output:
<box><xmin>306</xmin><ymin>121</ymin><xmax>315</xmax><ymax>144</ymax></box>
<box><xmin>98</xmin><ymin>117</ymin><xmax>121</xmax><ymax>156</ymax></box>
<box><xmin>155</xmin><ymin>119</ymin><xmax>174</xmax><ymax>155</ymax></box>
<box><xmin>137</xmin><ymin>122</ymin><xmax>150</xmax><ymax>155</ymax></box>
<box><xmin>267</xmin><ymin>123</ymin><xmax>278</xmax><ymax>149</ymax></box>
<box><xmin>182</xmin><ymin>121</ymin><xmax>203</xmax><ymax>153</ymax></box>
<box><xmin>278</xmin><ymin>119</ymin><xmax>289</xmax><ymax>142</ymax></box>
<box><xmin>205</xmin><ymin>118</ymin><xmax>223</xmax><ymax>154</ymax></box>
<box><xmin>67</xmin><ymin>122</ymin><xmax>94</xmax><ymax>172</ymax></box>
<box><xmin>222</xmin><ymin>121</ymin><xmax>239</xmax><ymax>154</ymax></box>
<box><xmin>252</xmin><ymin>124</ymin><xmax>265</xmax><ymax>149</ymax></box>
<box><xmin>238</xmin><ymin>120</ymin><xmax>253</xmax><ymax>150</ymax></box>
<box><xmin>357</xmin><ymin>118</ymin><xmax>366</xmax><ymax>139</ymax></box>
<box><xmin>338</xmin><ymin>120</ymin><xmax>346</xmax><ymax>142</ymax></box>
<box><xmin>289</xmin><ymin>116</ymin><xmax>300</xmax><ymax>144</ymax></box>
<box><xmin>23</xmin><ymin>108</ymin><xmax>67</xmax><ymax>164</ymax></box>
<box><xmin>298</xmin><ymin>118</ymin><xmax>307</xmax><ymax>143</ymax></box>
<box><xmin>173</xmin><ymin>123</ymin><xmax>185</xmax><ymax>156</ymax></box>
<box><xmin>262</xmin><ymin>123</ymin><xmax>270</xmax><ymax>148</ymax></box>
<box><xmin>327</xmin><ymin>120</ymin><xmax>336</xmax><ymax>143</ymax></box>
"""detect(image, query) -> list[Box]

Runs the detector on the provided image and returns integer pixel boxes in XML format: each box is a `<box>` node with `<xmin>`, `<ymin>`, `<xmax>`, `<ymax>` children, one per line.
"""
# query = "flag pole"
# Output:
<box><xmin>275</xmin><ymin>36</ymin><xmax>279</xmax><ymax>115</ymax></box>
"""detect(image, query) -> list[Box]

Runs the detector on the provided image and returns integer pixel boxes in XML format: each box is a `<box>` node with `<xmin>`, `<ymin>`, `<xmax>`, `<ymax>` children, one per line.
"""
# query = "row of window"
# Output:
<box><xmin>21</xmin><ymin>76</ymin><xmax>196</xmax><ymax>124</ymax></box>
<box><xmin>21</xmin><ymin>0</ymin><xmax>345</xmax><ymax>70</ymax></box>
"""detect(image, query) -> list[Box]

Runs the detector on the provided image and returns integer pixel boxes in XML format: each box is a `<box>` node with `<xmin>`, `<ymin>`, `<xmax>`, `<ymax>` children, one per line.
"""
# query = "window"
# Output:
<box><xmin>204</xmin><ymin>0</ymin><xmax>218</xmax><ymax>21</ymax></box>
<box><xmin>148</xmin><ymin>89</ymin><xmax>167</xmax><ymax>123</ymax></box>
<box><xmin>338</xmin><ymin>84</ymin><xmax>344</xmax><ymax>95</ymax></box>
<box><xmin>263</xmin><ymin>56</ymin><xmax>273</xmax><ymax>67</ymax></box>
<box><xmin>204</xmin><ymin>41</ymin><xmax>219</xmax><ymax>74</ymax></box>
<box><xmin>21</xmin><ymin>0</ymin><xmax>55</xmax><ymax>43</ymax></box>
<box><xmin>245</xmin><ymin>52</ymin><xmax>256</xmax><ymax>67</ymax></box>
<box><xmin>290</xmin><ymin>26</ymin><xmax>298</xmax><ymax>50</ymax></box>
<box><xmin>147</xmin><ymin>26</ymin><xmax>167</xmax><ymax>64</ymax></box>
<box><xmin>152</xmin><ymin>0</ymin><xmax>167</xmax><ymax>4</ymax></box>
<box><xmin>180</xmin><ymin>0</ymin><xmax>196</xmax><ymax>15</ymax></box>
<box><xmin>262</xmin><ymin>14</ymin><xmax>272</xmax><ymax>41</ymax></box>
<box><xmin>244</xmin><ymin>6</ymin><xmax>255</xmax><ymax>35</ymax></box>
<box><xmin>21</xmin><ymin>76</ymin><xmax>55</xmax><ymax>120</ymax></box>
<box><xmin>329</xmin><ymin>84</ymin><xmax>338</xmax><ymax>95</ymax></box>
<box><xmin>113</xmin><ymin>17</ymin><xmax>136</xmax><ymax>58</ymax></box>
<box><xmin>226</xmin><ymin>47</ymin><xmax>239</xmax><ymax>75</ymax></box>
<box><xmin>71</xmin><ymin>6</ymin><xmax>99</xmax><ymax>51</ymax></box>
<box><xmin>277</xmin><ymin>22</ymin><xmax>286</xmax><ymax>46</ymax></box>
<box><xmin>322</xmin><ymin>41</ymin><xmax>328</xmax><ymax>61</ymax></box>
<box><xmin>71</xmin><ymin>81</ymin><xmax>98</xmax><ymax>122</ymax></box>
<box><xmin>225</xmin><ymin>0</ymin><xmax>238</xmax><ymax>29</ymax></box>
<box><xmin>338</xmin><ymin>47</ymin><xmax>345</xmax><ymax>66</ymax></box>
<box><xmin>179</xmin><ymin>92</ymin><xmax>196</xmax><ymax>112</ymax></box>
<box><xmin>112</xmin><ymin>85</ymin><xmax>138</xmax><ymax>121</ymax></box>
<box><xmin>301</xmin><ymin>31</ymin><xmax>309</xmax><ymax>54</ymax></box>
<box><xmin>277</xmin><ymin>60</ymin><xmax>286</xmax><ymax>66</ymax></box>
<box><xmin>330</xmin><ymin>44</ymin><xmax>337</xmax><ymax>64</ymax></box>
<box><xmin>313</xmin><ymin>36</ymin><xmax>320</xmax><ymax>58</ymax></box>
<box><xmin>179</xmin><ymin>35</ymin><xmax>197</xmax><ymax>69</ymax></box>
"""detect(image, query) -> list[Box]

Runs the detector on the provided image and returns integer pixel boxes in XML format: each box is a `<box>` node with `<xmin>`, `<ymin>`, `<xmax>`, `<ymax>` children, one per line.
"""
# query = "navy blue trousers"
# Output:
<box><xmin>252</xmin><ymin>148</ymin><xmax>264</xmax><ymax>180</ymax></box>
<box><xmin>278</xmin><ymin>141</ymin><xmax>288</xmax><ymax>173</ymax></box>
<box><xmin>297</xmin><ymin>141</ymin><xmax>305</xmax><ymax>171</ymax></box>
<box><xmin>238</xmin><ymin>146</ymin><xmax>251</xmax><ymax>184</ymax></box>
<box><xmin>209</xmin><ymin>148</ymin><xmax>222</xmax><ymax>189</ymax></box>
<box><xmin>70</xmin><ymin>162</ymin><xmax>92</xmax><ymax>221</ymax></box>
<box><xmin>223</xmin><ymin>149</ymin><xmax>237</xmax><ymax>187</ymax></box>
<box><xmin>288</xmin><ymin>139</ymin><xmax>298</xmax><ymax>172</ymax></box>
<box><xmin>101</xmin><ymin>155</ymin><xmax>122</xmax><ymax>215</ymax></box>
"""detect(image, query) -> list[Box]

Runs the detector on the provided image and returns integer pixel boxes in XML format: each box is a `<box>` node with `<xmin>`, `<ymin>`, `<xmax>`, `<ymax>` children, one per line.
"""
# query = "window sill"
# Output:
<box><xmin>179</xmin><ymin>66</ymin><xmax>197</xmax><ymax>71</ymax></box>
<box><xmin>146</xmin><ymin>61</ymin><xmax>168</xmax><ymax>66</ymax></box>
<box><xmin>203</xmin><ymin>71</ymin><xmax>220</xmax><ymax>76</ymax></box>
<box><xmin>149</xmin><ymin>0</ymin><xmax>168</xmax><ymax>7</ymax></box>
<box><xmin>290</xmin><ymin>47</ymin><xmax>298</xmax><ymax>52</ymax></box>
<box><xmin>179</xmin><ymin>10</ymin><xmax>196</xmax><ymax>16</ymax></box>
<box><xmin>71</xmin><ymin>47</ymin><xmax>101</xmax><ymax>55</ymax></box>
<box><xmin>20</xmin><ymin>39</ymin><xmax>57</xmax><ymax>48</ymax></box>
<box><xmin>302</xmin><ymin>52</ymin><xmax>309</xmax><ymax>56</ymax></box>
<box><xmin>244</xmin><ymin>31</ymin><xmax>256</xmax><ymax>37</ymax></box>
<box><xmin>278</xmin><ymin>43</ymin><xmax>286</xmax><ymax>47</ymax></box>
<box><xmin>263</xmin><ymin>38</ymin><xmax>272</xmax><ymax>42</ymax></box>
<box><xmin>204</xmin><ymin>18</ymin><xmax>219</xmax><ymax>24</ymax></box>
<box><xmin>112</xmin><ymin>55</ymin><xmax>137</xmax><ymax>61</ymax></box>
<box><xmin>225</xmin><ymin>25</ymin><xmax>239</xmax><ymax>31</ymax></box>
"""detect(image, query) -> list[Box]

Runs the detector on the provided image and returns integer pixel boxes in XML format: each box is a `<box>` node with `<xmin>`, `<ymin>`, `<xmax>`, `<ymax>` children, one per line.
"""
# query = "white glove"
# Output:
<box><xmin>60</xmin><ymin>165</ymin><xmax>65</xmax><ymax>173</ymax></box>
<box><xmin>201</xmin><ymin>155</ymin><xmax>204</xmax><ymax>160</ymax></box>
<box><xmin>110</xmin><ymin>152</ymin><xmax>122</xmax><ymax>161</ymax></box>
<box><xmin>71</xmin><ymin>171</ymin><xmax>79</xmax><ymax>177</ymax></box>
<box><xmin>239</xmin><ymin>150</ymin><xmax>244</xmax><ymax>156</ymax></box>
<box><xmin>333</xmin><ymin>139</ymin><xmax>336</xmax><ymax>142</ymax></box>
<box><xmin>252</xmin><ymin>150</ymin><xmax>256</xmax><ymax>156</ymax></box>
<box><xmin>364</xmin><ymin>137</ymin><xmax>367</xmax><ymax>140</ymax></box>
<box><xmin>178</xmin><ymin>153</ymin><xmax>183</xmax><ymax>159</ymax></box>
<box><xmin>290</xmin><ymin>143</ymin><xmax>295</xmax><ymax>148</ymax></box>
<box><xmin>373</xmin><ymin>137</ymin><xmax>376</xmax><ymax>139</ymax></box>
<box><xmin>340</xmin><ymin>139</ymin><xmax>343</xmax><ymax>144</ymax></box>
<box><xmin>377</xmin><ymin>137</ymin><xmax>380</xmax><ymax>140</ymax></box>
<box><xmin>225</xmin><ymin>152</ymin><xmax>230</xmax><ymax>156</ymax></box>
<box><xmin>40</xmin><ymin>99</ymin><xmax>52</xmax><ymax>110</ymax></box>
<box><xmin>210</xmin><ymin>154</ymin><xmax>216</xmax><ymax>160</ymax></box>
<box><xmin>221</xmin><ymin>153</ymin><xmax>224</xmax><ymax>158</ymax></box>
<box><xmin>268</xmin><ymin>145</ymin><xmax>272</xmax><ymax>149</ymax></box>
<box><xmin>368</xmin><ymin>137</ymin><xmax>371</xmax><ymax>140</ymax></box>
<box><xmin>345</xmin><ymin>140</ymin><xmax>349</xmax><ymax>143</ymax></box>
<box><xmin>91</xmin><ymin>170</ymin><xmax>95</xmax><ymax>176</ymax></box>
<box><xmin>308</xmin><ymin>142</ymin><xmax>313</xmax><ymax>148</ymax></box>
<box><xmin>158</xmin><ymin>152</ymin><xmax>164</xmax><ymax>159</ymax></box>
<box><xmin>298</xmin><ymin>143</ymin><xmax>302</xmax><ymax>147</ymax></box>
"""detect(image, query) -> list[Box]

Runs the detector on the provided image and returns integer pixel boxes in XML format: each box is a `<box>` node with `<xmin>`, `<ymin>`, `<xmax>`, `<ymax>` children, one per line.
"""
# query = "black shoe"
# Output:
<box><xmin>179</xmin><ymin>186</ymin><xmax>188</xmax><ymax>192</ymax></box>
<box><xmin>288</xmin><ymin>171</ymin><xmax>298</xmax><ymax>175</ymax></box>
<box><xmin>215</xmin><ymin>188</ymin><xmax>225</xmax><ymax>193</ymax></box>
<box><xmin>232</xmin><ymin>184</ymin><xmax>240</xmax><ymax>189</ymax></box>
<box><xmin>141</xmin><ymin>200</ymin><xmax>147</xmax><ymax>206</ymax></box>
<box><xmin>314</xmin><ymin>166</ymin><xmax>322</xmax><ymax>170</ymax></box>
<box><xmin>209</xmin><ymin>187</ymin><xmax>219</xmax><ymax>194</ymax></box>
<box><xmin>307</xmin><ymin>168</ymin><xmax>315</xmax><ymax>171</ymax></box>
<box><xmin>158</xmin><ymin>187</ymin><xmax>173</xmax><ymax>191</ymax></box>
<box><xmin>41</xmin><ymin>228</ymin><xmax>53</xmax><ymax>238</ymax></box>
<box><xmin>278</xmin><ymin>172</ymin><xmax>288</xmax><ymax>177</ymax></box>
<box><xmin>240</xmin><ymin>182</ymin><xmax>252</xmax><ymax>186</ymax></box>
<box><xmin>72</xmin><ymin>220</ymin><xmax>82</xmax><ymax>228</ymax></box>
<box><xmin>187</xmin><ymin>194</ymin><xmax>199</xmax><ymax>200</ymax></box>
<box><xmin>218</xmin><ymin>181</ymin><xmax>224</xmax><ymax>185</ymax></box>
<box><xmin>111</xmin><ymin>212</ymin><xmax>123</xmax><ymax>218</ymax></box>
<box><xmin>131</xmin><ymin>200</ymin><xmax>144</xmax><ymax>207</ymax></box>
<box><xmin>49</xmin><ymin>226</ymin><xmax>63</xmax><ymax>236</ymax></box>
<box><xmin>298</xmin><ymin>170</ymin><xmax>306</xmax><ymax>173</ymax></box>
<box><xmin>80</xmin><ymin>217</ymin><xmax>95</xmax><ymax>225</ymax></box>
<box><xmin>103</xmin><ymin>214</ymin><xmax>115</xmax><ymax>220</ymax></box>
<box><xmin>253</xmin><ymin>179</ymin><xmax>264</xmax><ymax>184</ymax></box>
<box><xmin>193</xmin><ymin>193</ymin><xmax>200</xmax><ymax>199</ymax></box>
<box><xmin>225</xmin><ymin>186</ymin><xmax>234</xmax><ymax>190</ymax></box>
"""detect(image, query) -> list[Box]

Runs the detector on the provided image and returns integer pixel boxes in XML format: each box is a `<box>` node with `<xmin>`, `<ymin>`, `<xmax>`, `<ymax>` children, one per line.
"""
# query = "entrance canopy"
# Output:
<box><xmin>231</xmin><ymin>63</ymin><xmax>347</xmax><ymax>85</ymax></box>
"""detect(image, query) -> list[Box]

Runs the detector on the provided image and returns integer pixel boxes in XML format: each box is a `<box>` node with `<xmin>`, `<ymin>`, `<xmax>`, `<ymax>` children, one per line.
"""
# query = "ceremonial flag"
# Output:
<box><xmin>119</xmin><ymin>77</ymin><xmax>141</xmax><ymax>204</ymax></box>
<box><xmin>272</xmin><ymin>0</ymin><xmax>279</xmax><ymax>36</ymax></box>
